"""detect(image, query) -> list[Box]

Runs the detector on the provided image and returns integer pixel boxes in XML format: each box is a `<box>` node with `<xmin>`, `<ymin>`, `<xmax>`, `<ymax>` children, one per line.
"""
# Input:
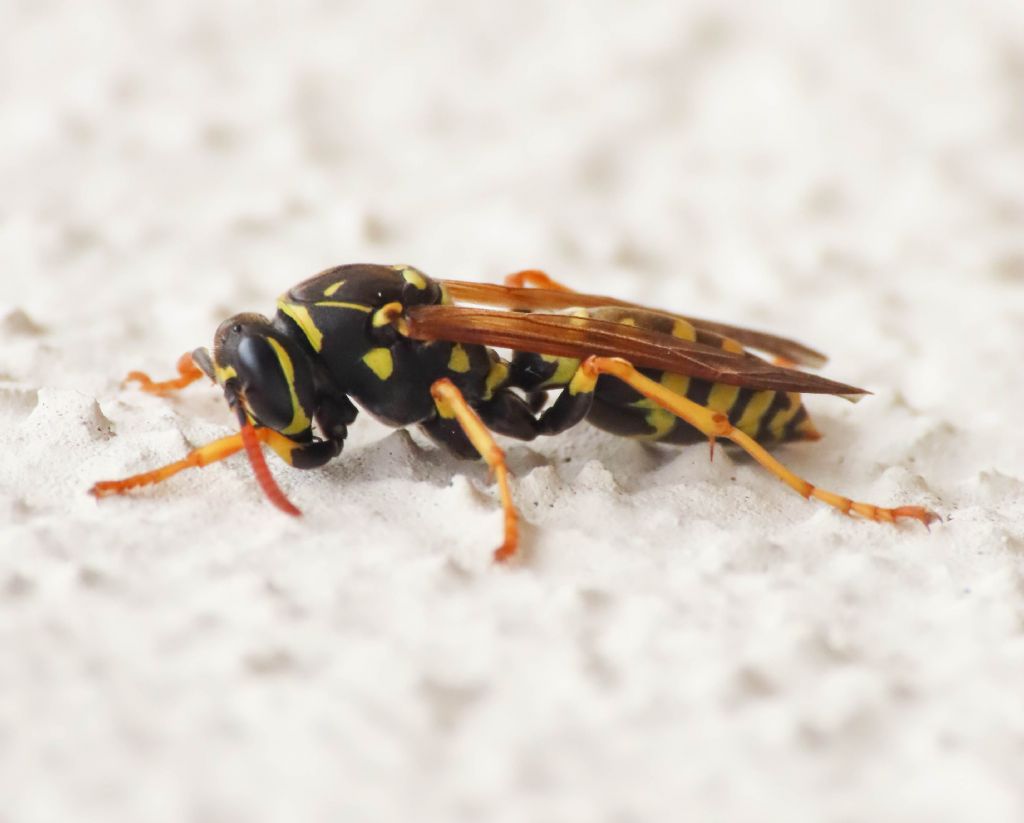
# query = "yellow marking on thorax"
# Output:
<box><xmin>401</xmin><ymin>268</ymin><xmax>427</xmax><ymax>290</ymax></box>
<box><xmin>569</xmin><ymin>366</ymin><xmax>597</xmax><ymax>396</ymax></box>
<box><xmin>323</xmin><ymin>280</ymin><xmax>345</xmax><ymax>297</ymax></box>
<box><xmin>721</xmin><ymin>337</ymin><xmax>744</xmax><ymax>354</ymax></box>
<box><xmin>277</xmin><ymin>300</ymin><xmax>324</xmax><ymax>352</ymax></box>
<box><xmin>671</xmin><ymin>319</ymin><xmax>697</xmax><ymax>340</ymax></box>
<box><xmin>266</xmin><ymin>338</ymin><xmax>312</xmax><ymax>435</ymax></box>
<box><xmin>315</xmin><ymin>300</ymin><xmax>372</xmax><ymax>312</ymax></box>
<box><xmin>735</xmin><ymin>390</ymin><xmax>776</xmax><ymax>435</ymax></box>
<box><xmin>768</xmin><ymin>393</ymin><xmax>803</xmax><ymax>439</ymax></box>
<box><xmin>448</xmin><ymin>344</ymin><xmax>471</xmax><ymax>373</ymax></box>
<box><xmin>372</xmin><ymin>302</ymin><xmax>406</xmax><ymax>332</ymax></box>
<box><xmin>540</xmin><ymin>354</ymin><xmax>581</xmax><ymax>388</ymax></box>
<box><xmin>483</xmin><ymin>360</ymin><xmax>509</xmax><ymax>400</ymax></box>
<box><xmin>439</xmin><ymin>283</ymin><xmax>453</xmax><ymax>305</ymax></box>
<box><xmin>362</xmin><ymin>347</ymin><xmax>394</xmax><ymax>380</ymax></box>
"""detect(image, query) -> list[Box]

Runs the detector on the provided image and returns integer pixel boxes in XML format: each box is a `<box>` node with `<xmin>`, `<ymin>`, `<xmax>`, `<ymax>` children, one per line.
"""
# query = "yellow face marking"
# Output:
<box><xmin>322</xmin><ymin>280</ymin><xmax>346</xmax><ymax>297</ymax></box>
<box><xmin>214</xmin><ymin>364</ymin><xmax>237</xmax><ymax>385</ymax></box>
<box><xmin>483</xmin><ymin>360</ymin><xmax>509</xmax><ymax>400</ymax></box>
<box><xmin>277</xmin><ymin>300</ymin><xmax>324</xmax><ymax>352</ymax></box>
<box><xmin>266</xmin><ymin>338</ymin><xmax>312</xmax><ymax>436</ymax></box>
<box><xmin>671</xmin><ymin>319</ymin><xmax>697</xmax><ymax>341</ymax></box>
<box><xmin>448</xmin><ymin>344</ymin><xmax>471</xmax><ymax>374</ymax></box>
<box><xmin>401</xmin><ymin>268</ymin><xmax>427</xmax><ymax>290</ymax></box>
<box><xmin>735</xmin><ymin>390</ymin><xmax>776</xmax><ymax>436</ymax></box>
<box><xmin>707</xmin><ymin>382</ymin><xmax>741</xmax><ymax>413</ymax></box>
<box><xmin>540</xmin><ymin>354</ymin><xmax>581</xmax><ymax>388</ymax></box>
<box><xmin>314</xmin><ymin>300</ymin><xmax>372</xmax><ymax>313</ymax></box>
<box><xmin>362</xmin><ymin>347</ymin><xmax>394</xmax><ymax>380</ymax></box>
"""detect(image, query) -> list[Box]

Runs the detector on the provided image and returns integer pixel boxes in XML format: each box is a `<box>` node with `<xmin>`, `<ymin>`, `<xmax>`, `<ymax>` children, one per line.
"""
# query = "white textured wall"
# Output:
<box><xmin>2</xmin><ymin>2</ymin><xmax>1024</xmax><ymax>821</ymax></box>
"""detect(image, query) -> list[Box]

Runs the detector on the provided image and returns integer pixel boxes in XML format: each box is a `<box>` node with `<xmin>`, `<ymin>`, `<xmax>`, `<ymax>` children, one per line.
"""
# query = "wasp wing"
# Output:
<box><xmin>441</xmin><ymin>280</ymin><xmax>828</xmax><ymax>369</ymax></box>
<box><xmin>406</xmin><ymin>304</ymin><xmax>866</xmax><ymax>396</ymax></box>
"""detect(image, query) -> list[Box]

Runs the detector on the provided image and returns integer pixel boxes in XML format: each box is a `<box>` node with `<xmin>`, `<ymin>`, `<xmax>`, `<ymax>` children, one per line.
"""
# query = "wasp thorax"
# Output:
<box><xmin>213</xmin><ymin>313</ymin><xmax>317</xmax><ymax>438</ymax></box>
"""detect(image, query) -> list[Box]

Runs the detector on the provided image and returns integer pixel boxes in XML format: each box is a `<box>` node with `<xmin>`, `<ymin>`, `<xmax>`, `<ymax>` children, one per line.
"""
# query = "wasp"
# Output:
<box><xmin>91</xmin><ymin>264</ymin><xmax>938</xmax><ymax>560</ymax></box>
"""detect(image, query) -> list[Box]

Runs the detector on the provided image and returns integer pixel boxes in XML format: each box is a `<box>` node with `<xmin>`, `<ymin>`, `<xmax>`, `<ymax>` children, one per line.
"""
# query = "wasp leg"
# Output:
<box><xmin>503</xmin><ymin>269</ymin><xmax>574</xmax><ymax>291</ymax></box>
<box><xmin>420</xmin><ymin>414</ymin><xmax>483</xmax><ymax>459</ymax></box>
<box><xmin>430</xmin><ymin>378</ymin><xmax>520</xmax><ymax>562</ymax></box>
<box><xmin>578</xmin><ymin>356</ymin><xmax>940</xmax><ymax>527</ymax></box>
<box><xmin>90</xmin><ymin>425</ymin><xmax>348</xmax><ymax>516</ymax></box>
<box><xmin>91</xmin><ymin>428</ymin><xmax>297</xmax><ymax>498</ymax></box>
<box><xmin>477</xmin><ymin>376</ymin><xmax>594</xmax><ymax>441</ymax></box>
<box><xmin>125</xmin><ymin>352</ymin><xmax>208</xmax><ymax>396</ymax></box>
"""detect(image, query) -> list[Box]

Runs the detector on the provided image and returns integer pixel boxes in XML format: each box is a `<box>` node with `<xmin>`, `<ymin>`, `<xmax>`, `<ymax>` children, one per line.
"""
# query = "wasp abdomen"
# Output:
<box><xmin>510</xmin><ymin>307</ymin><xmax>819</xmax><ymax>446</ymax></box>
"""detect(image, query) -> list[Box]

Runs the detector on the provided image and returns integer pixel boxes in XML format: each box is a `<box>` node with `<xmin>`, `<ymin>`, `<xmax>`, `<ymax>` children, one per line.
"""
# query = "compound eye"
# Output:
<box><xmin>235</xmin><ymin>335</ymin><xmax>295</xmax><ymax>432</ymax></box>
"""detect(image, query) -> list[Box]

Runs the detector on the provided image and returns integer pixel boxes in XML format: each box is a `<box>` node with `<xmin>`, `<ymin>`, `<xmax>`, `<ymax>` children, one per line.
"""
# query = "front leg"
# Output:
<box><xmin>91</xmin><ymin>427</ymin><xmax>306</xmax><ymax>515</ymax></box>
<box><xmin>91</xmin><ymin>422</ymin><xmax>346</xmax><ymax>514</ymax></box>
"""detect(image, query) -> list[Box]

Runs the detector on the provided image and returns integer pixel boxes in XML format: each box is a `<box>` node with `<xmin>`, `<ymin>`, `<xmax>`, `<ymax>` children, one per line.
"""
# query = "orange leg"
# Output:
<box><xmin>90</xmin><ymin>426</ymin><xmax>302</xmax><ymax>516</ymax></box>
<box><xmin>431</xmin><ymin>378</ymin><xmax>520</xmax><ymax>562</ymax></box>
<box><xmin>577</xmin><ymin>356</ymin><xmax>939</xmax><ymax>527</ymax></box>
<box><xmin>503</xmin><ymin>269</ymin><xmax>574</xmax><ymax>292</ymax></box>
<box><xmin>126</xmin><ymin>352</ymin><xmax>206</xmax><ymax>396</ymax></box>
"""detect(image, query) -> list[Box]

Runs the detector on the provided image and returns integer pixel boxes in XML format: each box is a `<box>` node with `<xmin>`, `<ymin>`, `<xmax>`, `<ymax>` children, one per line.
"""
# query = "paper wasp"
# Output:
<box><xmin>91</xmin><ymin>264</ymin><xmax>938</xmax><ymax>560</ymax></box>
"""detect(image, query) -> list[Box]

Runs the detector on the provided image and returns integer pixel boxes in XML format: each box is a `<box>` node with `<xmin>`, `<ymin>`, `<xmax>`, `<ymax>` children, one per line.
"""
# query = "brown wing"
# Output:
<box><xmin>406</xmin><ymin>304</ymin><xmax>866</xmax><ymax>396</ymax></box>
<box><xmin>441</xmin><ymin>280</ymin><xmax>828</xmax><ymax>369</ymax></box>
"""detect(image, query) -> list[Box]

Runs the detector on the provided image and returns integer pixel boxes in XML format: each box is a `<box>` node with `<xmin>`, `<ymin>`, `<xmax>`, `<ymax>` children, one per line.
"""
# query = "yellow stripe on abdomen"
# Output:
<box><xmin>768</xmin><ymin>393</ymin><xmax>804</xmax><ymax>440</ymax></box>
<box><xmin>734</xmin><ymin>390</ymin><xmax>776</xmax><ymax>437</ymax></box>
<box><xmin>706</xmin><ymin>382</ymin><xmax>740</xmax><ymax>414</ymax></box>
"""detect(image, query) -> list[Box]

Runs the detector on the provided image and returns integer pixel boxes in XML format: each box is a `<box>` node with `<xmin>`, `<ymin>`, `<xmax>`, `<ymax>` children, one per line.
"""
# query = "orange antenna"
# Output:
<box><xmin>234</xmin><ymin>401</ymin><xmax>302</xmax><ymax>517</ymax></box>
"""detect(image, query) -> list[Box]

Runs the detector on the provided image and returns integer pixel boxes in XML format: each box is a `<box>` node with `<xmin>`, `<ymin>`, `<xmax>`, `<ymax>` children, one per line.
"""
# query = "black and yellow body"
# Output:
<box><xmin>266</xmin><ymin>264</ymin><xmax>820</xmax><ymax>459</ymax></box>
<box><xmin>507</xmin><ymin>306</ymin><xmax>820</xmax><ymax>448</ymax></box>
<box><xmin>92</xmin><ymin>263</ymin><xmax>938</xmax><ymax>561</ymax></box>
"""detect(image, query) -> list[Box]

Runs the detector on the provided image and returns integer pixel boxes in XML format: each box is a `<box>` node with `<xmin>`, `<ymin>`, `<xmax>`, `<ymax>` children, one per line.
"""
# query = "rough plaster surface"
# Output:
<box><xmin>3</xmin><ymin>2</ymin><xmax>1024</xmax><ymax>821</ymax></box>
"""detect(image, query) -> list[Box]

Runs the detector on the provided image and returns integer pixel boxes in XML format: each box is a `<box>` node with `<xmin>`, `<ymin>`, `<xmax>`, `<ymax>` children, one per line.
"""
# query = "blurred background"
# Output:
<box><xmin>3</xmin><ymin>1</ymin><xmax>1024</xmax><ymax>821</ymax></box>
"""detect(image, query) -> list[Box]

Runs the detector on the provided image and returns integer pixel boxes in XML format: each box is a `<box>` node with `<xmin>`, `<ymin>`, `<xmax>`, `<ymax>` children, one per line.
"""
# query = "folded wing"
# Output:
<box><xmin>440</xmin><ymin>280</ymin><xmax>829</xmax><ymax>369</ymax></box>
<box><xmin>406</xmin><ymin>304</ymin><xmax>866</xmax><ymax>396</ymax></box>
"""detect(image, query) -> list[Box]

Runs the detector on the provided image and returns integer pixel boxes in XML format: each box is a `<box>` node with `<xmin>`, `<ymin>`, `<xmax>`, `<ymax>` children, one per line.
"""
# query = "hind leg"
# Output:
<box><xmin>575</xmin><ymin>357</ymin><xmax>939</xmax><ymax>526</ymax></box>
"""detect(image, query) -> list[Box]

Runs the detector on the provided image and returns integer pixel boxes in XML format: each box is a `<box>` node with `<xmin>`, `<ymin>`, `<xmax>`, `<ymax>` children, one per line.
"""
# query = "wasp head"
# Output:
<box><xmin>212</xmin><ymin>313</ymin><xmax>317</xmax><ymax>441</ymax></box>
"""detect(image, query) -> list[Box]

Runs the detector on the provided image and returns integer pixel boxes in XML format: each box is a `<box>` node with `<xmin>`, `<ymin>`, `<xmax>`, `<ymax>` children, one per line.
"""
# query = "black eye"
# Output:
<box><xmin>232</xmin><ymin>324</ymin><xmax>243</xmax><ymax>334</ymax></box>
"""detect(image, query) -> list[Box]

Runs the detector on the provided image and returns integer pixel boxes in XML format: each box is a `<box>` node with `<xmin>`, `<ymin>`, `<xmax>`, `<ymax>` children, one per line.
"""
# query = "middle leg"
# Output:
<box><xmin>430</xmin><ymin>378</ymin><xmax>521</xmax><ymax>562</ymax></box>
